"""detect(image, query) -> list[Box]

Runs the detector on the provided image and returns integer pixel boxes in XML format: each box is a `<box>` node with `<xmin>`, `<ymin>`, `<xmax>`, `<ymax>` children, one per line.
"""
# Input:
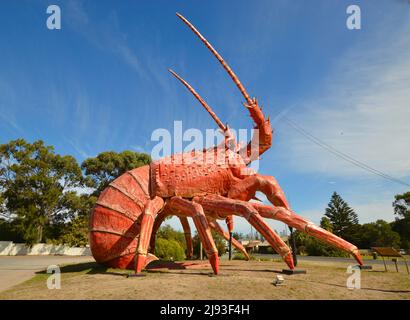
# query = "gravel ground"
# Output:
<box><xmin>1</xmin><ymin>258</ymin><xmax>409</xmax><ymax>300</ymax></box>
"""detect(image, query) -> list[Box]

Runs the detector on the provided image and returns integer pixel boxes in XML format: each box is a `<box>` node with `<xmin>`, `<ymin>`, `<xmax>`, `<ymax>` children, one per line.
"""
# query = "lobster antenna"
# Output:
<box><xmin>176</xmin><ymin>12</ymin><xmax>252</xmax><ymax>106</ymax></box>
<box><xmin>169</xmin><ymin>69</ymin><xmax>227</xmax><ymax>131</ymax></box>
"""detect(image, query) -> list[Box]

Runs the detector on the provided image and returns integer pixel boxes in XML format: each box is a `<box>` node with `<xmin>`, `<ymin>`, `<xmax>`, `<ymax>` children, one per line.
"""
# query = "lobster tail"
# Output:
<box><xmin>89</xmin><ymin>165</ymin><xmax>154</xmax><ymax>269</ymax></box>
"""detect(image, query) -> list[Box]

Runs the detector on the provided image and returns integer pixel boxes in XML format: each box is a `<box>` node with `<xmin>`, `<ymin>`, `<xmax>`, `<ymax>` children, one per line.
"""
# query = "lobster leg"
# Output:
<box><xmin>149</xmin><ymin>211</ymin><xmax>169</xmax><ymax>255</ymax></box>
<box><xmin>225</xmin><ymin>215</ymin><xmax>234</xmax><ymax>234</ymax></box>
<box><xmin>229</xmin><ymin>174</ymin><xmax>290</xmax><ymax>210</ymax></box>
<box><xmin>167</xmin><ymin>197</ymin><xmax>219</xmax><ymax>274</ymax></box>
<box><xmin>195</xmin><ymin>195</ymin><xmax>294</xmax><ymax>269</ymax></box>
<box><xmin>135</xmin><ymin>197</ymin><xmax>164</xmax><ymax>273</ymax></box>
<box><xmin>251</xmin><ymin>203</ymin><xmax>364</xmax><ymax>265</ymax></box>
<box><xmin>229</xmin><ymin>175</ymin><xmax>363</xmax><ymax>264</ymax></box>
<box><xmin>207</xmin><ymin>218</ymin><xmax>250</xmax><ymax>260</ymax></box>
<box><xmin>179</xmin><ymin>216</ymin><xmax>194</xmax><ymax>259</ymax></box>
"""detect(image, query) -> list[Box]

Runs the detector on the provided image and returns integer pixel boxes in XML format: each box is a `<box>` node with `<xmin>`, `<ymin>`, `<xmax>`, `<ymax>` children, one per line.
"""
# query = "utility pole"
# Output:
<box><xmin>228</xmin><ymin>232</ymin><xmax>233</xmax><ymax>260</ymax></box>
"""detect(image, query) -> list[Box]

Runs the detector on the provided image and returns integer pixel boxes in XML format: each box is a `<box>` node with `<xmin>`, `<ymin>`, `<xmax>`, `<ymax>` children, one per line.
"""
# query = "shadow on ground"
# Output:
<box><xmin>33</xmin><ymin>260</ymin><xmax>213</xmax><ymax>277</ymax></box>
<box><xmin>288</xmin><ymin>275</ymin><xmax>410</xmax><ymax>294</ymax></box>
<box><xmin>34</xmin><ymin>262</ymin><xmax>126</xmax><ymax>277</ymax></box>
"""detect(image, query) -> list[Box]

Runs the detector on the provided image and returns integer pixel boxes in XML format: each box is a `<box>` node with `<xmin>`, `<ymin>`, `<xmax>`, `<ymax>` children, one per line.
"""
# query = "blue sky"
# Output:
<box><xmin>1</xmin><ymin>0</ymin><xmax>409</xmax><ymax>234</ymax></box>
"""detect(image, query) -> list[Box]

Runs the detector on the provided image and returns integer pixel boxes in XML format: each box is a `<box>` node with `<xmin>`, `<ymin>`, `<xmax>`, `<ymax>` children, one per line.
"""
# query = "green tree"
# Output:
<box><xmin>393</xmin><ymin>191</ymin><xmax>410</xmax><ymax>219</ymax></box>
<box><xmin>192</xmin><ymin>230</ymin><xmax>226</xmax><ymax>258</ymax></box>
<box><xmin>304</xmin><ymin>236</ymin><xmax>349</xmax><ymax>258</ymax></box>
<box><xmin>391</xmin><ymin>191</ymin><xmax>410</xmax><ymax>249</ymax></box>
<box><xmin>359</xmin><ymin>220</ymin><xmax>401</xmax><ymax>248</ymax></box>
<box><xmin>55</xmin><ymin>194</ymin><xmax>97</xmax><ymax>246</ymax></box>
<box><xmin>292</xmin><ymin>230</ymin><xmax>348</xmax><ymax>257</ymax></box>
<box><xmin>320</xmin><ymin>217</ymin><xmax>333</xmax><ymax>232</ymax></box>
<box><xmin>157</xmin><ymin>224</ymin><xmax>187</xmax><ymax>251</ymax></box>
<box><xmin>325</xmin><ymin>192</ymin><xmax>359</xmax><ymax>241</ymax></box>
<box><xmin>232</xmin><ymin>232</ymin><xmax>244</xmax><ymax>240</ymax></box>
<box><xmin>0</xmin><ymin>139</ymin><xmax>86</xmax><ymax>244</ymax></box>
<box><xmin>0</xmin><ymin>219</ymin><xmax>24</xmax><ymax>242</ymax></box>
<box><xmin>82</xmin><ymin>150</ymin><xmax>151</xmax><ymax>195</ymax></box>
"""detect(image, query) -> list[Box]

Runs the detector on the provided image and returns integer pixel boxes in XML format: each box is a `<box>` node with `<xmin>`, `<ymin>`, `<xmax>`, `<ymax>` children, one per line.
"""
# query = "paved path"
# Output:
<box><xmin>0</xmin><ymin>256</ymin><xmax>94</xmax><ymax>292</ymax></box>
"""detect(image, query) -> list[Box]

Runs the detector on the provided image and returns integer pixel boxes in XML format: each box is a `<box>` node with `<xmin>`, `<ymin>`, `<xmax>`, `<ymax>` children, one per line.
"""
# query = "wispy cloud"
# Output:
<box><xmin>65</xmin><ymin>0</ymin><xmax>172</xmax><ymax>93</ymax></box>
<box><xmin>298</xmin><ymin>197</ymin><xmax>396</xmax><ymax>225</ymax></box>
<box><xmin>0</xmin><ymin>77</ymin><xmax>25</xmax><ymax>136</ymax></box>
<box><xmin>0</xmin><ymin>113</ymin><xmax>25</xmax><ymax>135</ymax></box>
<box><xmin>277</xmin><ymin>16</ymin><xmax>410</xmax><ymax>180</ymax></box>
<box><xmin>65</xmin><ymin>137</ymin><xmax>90</xmax><ymax>159</ymax></box>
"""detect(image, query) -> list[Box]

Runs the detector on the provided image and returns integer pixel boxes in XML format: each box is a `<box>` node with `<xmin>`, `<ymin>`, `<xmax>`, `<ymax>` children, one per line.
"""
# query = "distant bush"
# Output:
<box><xmin>294</xmin><ymin>231</ymin><xmax>349</xmax><ymax>258</ymax></box>
<box><xmin>233</xmin><ymin>252</ymin><xmax>256</xmax><ymax>260</ymax></box>
<box><xmin>257</xmin><ymin>246</ymin><xmax>274</xmax><ymax>254</ymax></box>
<box><xmin>304</xmin><ymin>238</ymin><xmax>349</xmax><ymax>258</ymax></box>
<box><xmin>53</xmin><ymin>215</ymin><xmax>89</xmax><ymax>247</ymax></box>
<box><xmin>0</xmin><ymin>220</ymin><xmax>24</xmax><ymax>242</ymax></box>
<box><xmin>192</xmin><ymin>230</ymin><xmax>226</xmax><ymax>258</ymax></box>
<box><xmin>157</xmin><ymin>225</ymin><xmax>187</xmax><ymax>251</ymax></box>
<box><xmin>155</xmin><ymin>238</ymin><xmax>185</xmax><ymax>261</ymax></box>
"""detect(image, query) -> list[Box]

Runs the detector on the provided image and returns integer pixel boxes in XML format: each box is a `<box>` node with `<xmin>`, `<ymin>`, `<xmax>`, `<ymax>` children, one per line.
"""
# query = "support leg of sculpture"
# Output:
<box><xmin>167</xmin><ymin>197</ymin><xmax>220</xmax><ymax>274</ymax></box>
<box><xmin>195</xmin><ymin>195</ymin><xmax>294</xmax><ymax>270</ymax></box>
<box><xmin>179</xmin><ymin>216</ymin><xmax>194</xmax><ymax>259</ymax></box>
<box><xmin>149</xmin><ymin>211</ymin><xmax>168</xmax><ymax>255</ymax></box>
<box><xmin>135</xmin><ymin>197</ymin><xmax>164</xmax><ymax>273</ymax></box>
<box><xmin>251</xmin><ymin>203</ymin><xmax>363</xmax><ymax>265</ymax></box>
<box><xmin>207</xmin><ymin>218</ymin><xmax>250</xmax><ymax>260</ymax></box>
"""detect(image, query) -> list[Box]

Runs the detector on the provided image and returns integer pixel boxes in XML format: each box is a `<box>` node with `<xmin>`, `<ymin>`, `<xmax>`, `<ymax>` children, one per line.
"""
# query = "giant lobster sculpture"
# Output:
<box><xmin>89</xmin><ymin>13</ymin><xmax>363</xmax><ymax>275</ymax></box>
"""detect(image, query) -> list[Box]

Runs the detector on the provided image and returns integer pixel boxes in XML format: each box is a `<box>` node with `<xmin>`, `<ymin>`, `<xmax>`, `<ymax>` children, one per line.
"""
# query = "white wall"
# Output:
<box><xmin>0</xmin><ymin>241</ymin><xmax>91</xmax><ymax>256</ymax></box>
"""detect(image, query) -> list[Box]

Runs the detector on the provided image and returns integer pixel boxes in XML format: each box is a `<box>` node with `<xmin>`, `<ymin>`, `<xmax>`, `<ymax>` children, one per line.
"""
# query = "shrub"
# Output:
<box><xmin>233</xmin><ymin>252</ymin><xmax>256</xmax><ymax>260</ymax></box>
<box><xmin>156</xmin><ymin>225</ymin><xmax>187</xmax><ymax>251</ymax></box>
<box><xmin>192</xmin><ymin>230</ymin><xmax>226</xmax><ymax>258</ymax></box>
<box><xmin>55</xmin><ymin>215</ymin><xmax>89</xmax><ymax>247</ymax></box>
<box><xmin>257</xmin><ymin>246</ymin><xmax>274</xmax><ymax>254</ymax></box>
<box><xmin>304</xmin><ymin>237</ymin><xmax>349</xmax><ymax>258</ymax></box>
<box><xmin>294</xmin><ymin>230</ymin><xmax>349</xmax><ymax>258</ymax></box>
<box><xmin>155</xmin><ymin>238</ymin><xmax>185</xmax><ymax>261</ymax></box>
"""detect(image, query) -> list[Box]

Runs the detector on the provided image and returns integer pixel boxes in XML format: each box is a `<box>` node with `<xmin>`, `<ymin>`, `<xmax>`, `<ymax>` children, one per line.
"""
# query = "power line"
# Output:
<box><xmin>284</xmin><ymin>117</ymin><xmax>410</xmax><ymax>188</ymax></box>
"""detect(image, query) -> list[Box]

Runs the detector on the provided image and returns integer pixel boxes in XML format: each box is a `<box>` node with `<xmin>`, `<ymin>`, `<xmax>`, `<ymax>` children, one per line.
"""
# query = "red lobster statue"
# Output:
<box><xmin>89</xmin><ymin>13</ymin><xmax>363</xmax><ymax>275</ymax></box>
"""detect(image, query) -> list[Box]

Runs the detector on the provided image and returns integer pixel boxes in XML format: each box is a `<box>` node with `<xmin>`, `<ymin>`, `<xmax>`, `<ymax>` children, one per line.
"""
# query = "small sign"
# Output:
<box><xmin>273</xmin><ymin>275</ymin><xmax>285</xmax><ymax>286</ymax></box>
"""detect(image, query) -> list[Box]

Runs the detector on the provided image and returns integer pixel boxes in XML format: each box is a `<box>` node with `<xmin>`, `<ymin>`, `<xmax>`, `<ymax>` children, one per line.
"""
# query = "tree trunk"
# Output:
<box><xmin>37</xmin><ymin>224</ymin><xmax>43</xmax><ymax>243</ymax></box>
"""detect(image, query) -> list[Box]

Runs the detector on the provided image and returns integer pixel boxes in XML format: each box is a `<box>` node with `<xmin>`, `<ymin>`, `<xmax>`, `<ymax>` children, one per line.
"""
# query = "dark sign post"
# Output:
<box><xmin>228</xmin><ymin>232</ymin><xmax>233</xmax><ymax>260</ymax></box>
<box><xmin>372</xmin><ymin>247</ymin><xmax>409</xmax><ymax>274</ymax></box>
<box><xmin>289</xmin><ymin>227</ymin><xmax>298</xmax><ymax>267</ymax></box>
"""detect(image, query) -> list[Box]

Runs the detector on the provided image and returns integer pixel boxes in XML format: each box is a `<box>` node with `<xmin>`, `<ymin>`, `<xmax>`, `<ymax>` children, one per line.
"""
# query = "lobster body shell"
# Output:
<box><xmin>89</xmin><ymin>165</ymin><xmax>151</xmax><ymax>269</ymax></box>
<box><xmin>150</xmin><ymin>149</ymin><xmax>245</xmax><ymax>198</ymax></box>
<box><xmin>89</xmin><ymin>149</ymin><xmax>246</xmax><ymax>269</ymax></box>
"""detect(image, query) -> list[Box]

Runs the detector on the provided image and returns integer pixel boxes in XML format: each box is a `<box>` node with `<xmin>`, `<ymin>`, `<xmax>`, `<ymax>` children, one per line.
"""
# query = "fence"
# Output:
<box><xmin>0</xmin><ymin>241</ymin><xmax>91</xmax><ymax>256</ymax></box>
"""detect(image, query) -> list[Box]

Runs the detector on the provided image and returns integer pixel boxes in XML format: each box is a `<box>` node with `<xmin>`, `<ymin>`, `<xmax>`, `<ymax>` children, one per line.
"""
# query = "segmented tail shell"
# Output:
<box><xmin>89</xmin><ymin>165</ymin><xmax>151</xmax><ymax>269</ymax></box>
